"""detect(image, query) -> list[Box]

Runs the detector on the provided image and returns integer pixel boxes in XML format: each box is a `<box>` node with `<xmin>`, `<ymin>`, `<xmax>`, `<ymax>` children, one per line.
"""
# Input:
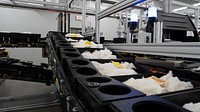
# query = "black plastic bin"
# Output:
<box><xmin>90</xmin><ymin>59</ymin><xmax>151</xmax><ymax>79</ymax></box>
<box><xmin>65</xmin><ymin>37</ymin><xmax>92</xmax><ymax>41</ymax></box>
<box><xmin>173</xmin><ymin>69</ymin><xmax>200</xmax><ymax>82</ymax></box>
<box><xmin>81</xmin><ymin>49</ymin><xmax>124</xmax><ymax>60</ymax></box>
<box><xmin>60</xmin><ymin>52</ymin><xmax>83</xmax><ymax>64</ymax></box>
<box><xmin>62</xmin><ymin>58</ymin><xmax>101</xmax><ymax>92</ymax></box>
<box><xmin>77</xmin><ymin>77</ymin><xmax>145</xmax><ymax>112</ymax></box>
<box><xmin>76</xmin><ymin>48</ymin><xmax>104</xmax><ymax>54</ymax></box>
<box><xmin>0</xmin><ymin>32</ymin><xmax>10</xmax><ymax>43</ymax></box>
<box><xmin>162</xmin><ymin>89</ymin><xmax>200</xmax><ymax>109</ymax></box>
<box><xmin>110</xmin><ymin>95</ymin><xmax>190</xmax><ymax>112</ymax></box>
<box><xmin>55</xmin><ymin>43</ymin><xmax>73</xmax><ymax>58</ymax></box>
<box><xmin>114</xmin><ymin>71</ymin><xmax>200</xmax><ymax>96</ymax></box>
<box><xmin>60</xmin><ymin>48</ymin><xmax>79</xmax><ymax>54</ymax></box>
<box><xmin>62</xmin><ymin>58</ymin><xmax>96</xmax><ymax>78</ymax></box>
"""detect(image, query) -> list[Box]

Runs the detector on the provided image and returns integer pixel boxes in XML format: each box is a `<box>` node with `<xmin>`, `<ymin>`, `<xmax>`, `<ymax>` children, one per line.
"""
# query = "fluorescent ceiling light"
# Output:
<box><xmin>172</xmin><ymin>7</ymin><xmax>188</xmax><ymax>12</ymax></box>
<box><xmin>193</xmin><ymin>2</ymin><xmax>200</xmax><ymax>6</ymax></box>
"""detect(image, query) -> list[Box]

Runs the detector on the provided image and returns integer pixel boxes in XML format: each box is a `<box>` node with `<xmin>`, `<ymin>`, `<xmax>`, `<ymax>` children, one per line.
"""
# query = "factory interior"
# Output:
<box><xmin>1</xmin><ymin>0</ymin><xmax>200</xmax><ymax>112</ymax></box>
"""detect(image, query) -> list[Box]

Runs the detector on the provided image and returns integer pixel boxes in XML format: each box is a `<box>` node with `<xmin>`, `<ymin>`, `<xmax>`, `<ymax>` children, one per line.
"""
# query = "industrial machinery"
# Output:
<box><xmin>46</xmin><ymin>31</ymin><xmax>200</xmax><ymax>112</ymax></box>
<box><xmin>124</xmin><ymin>8</ymin><xmax>199</xmax><ymax>44</ymax></box>
<box><xmin>1</xmin><ymin>31</ymin><xmax>200</xmax><ymax>112</ymax></box>
<box><xmin>146</xmin><ymin>11</ymin><xmax>200</xmax><ymax>43</ymax></box>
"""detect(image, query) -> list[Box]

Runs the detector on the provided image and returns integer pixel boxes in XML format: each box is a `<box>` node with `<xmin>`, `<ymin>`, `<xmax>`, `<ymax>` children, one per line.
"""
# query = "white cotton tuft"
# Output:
<box><xmin>123</xmin><ymin>78</ymin><xmax>165</xmax><ymax>95</ymax></box>
<box><xmin>91</xmin><ymin>61</ymin><xmax>137</xmax><ymax>76</ymax></box>
<box><xmin>71</xmin><ymin>40</ymin><xmax>103</xmax><ymax>48</ymax></box>
<box><xmin>160</xmin><ymin>71</ymin><xmax>193</xmax><ymax>92</ymax></box>
<box><xmin>82</xmin><ymin>49</ymin><xmax>117</xmax><ymax>59</ymax></box>
<box><xmin>183</xmin><ymin>102</ymin><xmax>200</xmax><ymax>112</ymax></box>
<box><xmin>193</xmin><ymin>66</ymin><xmax>200</xmax><ymax>71</ymax></box>
<box><xmin>123</xmin><ymin>71</ymin><xmax>194</xmax><ymax>95</ymax></box>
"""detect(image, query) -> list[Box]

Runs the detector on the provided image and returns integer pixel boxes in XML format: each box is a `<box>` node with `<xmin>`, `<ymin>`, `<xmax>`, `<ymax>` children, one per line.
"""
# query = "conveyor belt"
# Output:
<box><xmin>104</xmin><ymin>42</ymin><xmax>200</xmax><ymax>59</ymax></box>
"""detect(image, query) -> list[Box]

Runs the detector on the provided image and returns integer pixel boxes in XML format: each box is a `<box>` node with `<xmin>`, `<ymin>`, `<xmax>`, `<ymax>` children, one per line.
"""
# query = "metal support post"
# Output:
<box><xmin>68</xmin><ymin>14</ymin><xmax>71</xmax><ymax>33</ymax></box>
<box><xmin>82</xmin><ymin>0</ymin><xmax>86</xmax><ymax>34</ymax></box>
<box><xmin>64</xmin><ymin>12</ymin><xmax>67</xmax><ymax>34</ymax></box>
<box><xmin>195</xmin><ymin>9</ymin><xmax>199</xmax><ymax>30</ymax></box>
<box><xmin>168</xmin><ymin>0</ymin><xmax>172</xmax><ymax>13</ymax></box>
<box><xmin>153</xmin><ymin>22</ymin><xmax>163</xmax><ymax>43</ymax></box>
<box><xmin>117</xmin><ymin>12</ymin><xmax>122</xmax><ymax>38</ymax></box>
<box><xmin>160</xmin><ymin>22</ymin><xmax>163</xmax><ymax>43</ymax></box>
<box><xmin>164</xmin><ymin>0</ymin><xmax>172</xmax><ymax>13</ymax></box>
<box><xmin>153</xmin><ymin>22</ymin><xmax>156</xmax><ymax>43</ymax></box>
<box><xmin>156</xmin><ymin>22</ymin><xmax>160</xmax><ymax>43</ymax></box>
<box><xmin>139</xmin><ymin>10</ymin><xmax>143</xmax><ymax>29</ymax></box>
<box><xmin>95</xmin><ymin>0</ymin><xmax>100</xmax><ymax>43</ymax></box>
<box><xmin>126</xmin><ymin>11</ymin><xmax>130</xmax><ymax>44</ymax></box>
<box><xmin>163</xmin><ymin>0</ymin><xmax>168</xmax><ymax>13</ymax></box>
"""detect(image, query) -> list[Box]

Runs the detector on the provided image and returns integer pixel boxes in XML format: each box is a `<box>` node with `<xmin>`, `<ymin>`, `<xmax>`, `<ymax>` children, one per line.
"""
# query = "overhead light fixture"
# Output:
<box><xmin>172</xmin><ymin>7</ymin><xmax>188</xmax><ymax>12</ymax></box>
<box><xmin>193</xmin><ymin>2</ymin><xmax>200</xmax><ymax>6</ymax></box>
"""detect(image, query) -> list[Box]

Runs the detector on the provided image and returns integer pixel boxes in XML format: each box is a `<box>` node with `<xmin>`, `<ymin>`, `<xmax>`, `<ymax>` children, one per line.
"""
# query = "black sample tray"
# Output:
<box><xmin>113</xmin><ymin>71</ymin><xmax>200</xmax><ymax>96</ymax></box>
<box><xmin>58</xmin><ymin>47</ymin><xmax>80</xmax><ymax>60</ymax></box>
<box><xmin>110</xmin><ymin>96</ymin><xmax>190</xmax><ymax>112</ymax></box>
<box><xmin>62</xmin><ymin>58</ymin><xmax>101</xmax><ymax>92</ymax></box>
<box><xmin>60</xmin><ymin>51</ymin><xmax>83</xmax><ymax>64</ymax></box>
<box><xmin>81</xmin><ymin>49</ymin><xmax>124</xmax><ymax>60</ymax></box>
<box><xmin>89</xmin><ymin>59</ymin><xmax>151</xmax><ymax>79</ymax></box>
<box><xmin>65</xmin><ymin>36</ymin><xmax>92</xmax><ymax>41</ymax></box>
<box><xmin>60</xmin><ymin>47</ymin><xmax>80</xmax><ymax>53</ymax></box>
<box><xmin>50</xmin><ymin>33</ymin><xmax>66</xmax><ymax>47</ymax></box>
<box><xmin>172</xmin><ymin>69</ymin><xmax>200</xmax><ymax>82</ymax></box>
<box><xmin>162</xmin><ymin>89</ymin><xmax>200</xmax><ymax>107</ymax></box>
<box><xmin>55</xmin><ymin>43</ymin><xmax>72</xmax><ymax>54</ymax></box>
<box><xmin>0</xmin><ymin>32</ymin><xmax>10</xmax><ymax>43</ymax></box>
<box><xmin>76</xmin><ymin>47</ymin><xmax>104</xmax><ymax>54</ymax></box>
<box><xmin>77</xmin><ymin>76</ymin><xmax>145</xmax><ymax>112</ymax></box>
<box><xmin>69</xmin><ymin>41</ymin><xmax>104</xmax><ymax>53</ymax></box>
<box><xmin>62</xmin><ymin>58</ymin><xmax>101</xmax><ymax>79</ymax></box>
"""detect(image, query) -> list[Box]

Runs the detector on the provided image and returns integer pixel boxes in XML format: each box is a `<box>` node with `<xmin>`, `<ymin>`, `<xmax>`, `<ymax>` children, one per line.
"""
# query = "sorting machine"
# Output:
<box><xmin>128</xmin><ymin>11</ymin><xmax>200</xmax><ymax>44</ymax></box>
<box><xmin>47</xmin><ymin>31</ymin><xmax>200</xmax><ymax>112</ymax></box>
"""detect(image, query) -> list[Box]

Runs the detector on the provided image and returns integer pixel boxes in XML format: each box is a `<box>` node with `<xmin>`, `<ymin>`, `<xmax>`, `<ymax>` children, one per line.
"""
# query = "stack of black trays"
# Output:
<box><xmin>0</xmin><ymin>32</ymin><xmax>41</xmax><ymax>44</ymax></box>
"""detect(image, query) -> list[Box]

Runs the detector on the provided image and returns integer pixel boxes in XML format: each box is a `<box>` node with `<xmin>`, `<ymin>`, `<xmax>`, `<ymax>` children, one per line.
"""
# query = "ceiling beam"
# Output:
<box><xmin>90</xmin><ymin>0</ymin><xmax>117</xmax><ymax>4</ymax></box>
<box><xmin>12</xmin><ymin>0</ymin><xmax>66</xmax><ymax>7</ymax></box>
<box><xmin>0</xmin><ymin>1</ymin><xmax>95</xmax><ymax>15</ymax></box>
<box><xmin>98</xmin><ymin>0</ymin><xmax>147</xmax><ymax>19</ymax></box>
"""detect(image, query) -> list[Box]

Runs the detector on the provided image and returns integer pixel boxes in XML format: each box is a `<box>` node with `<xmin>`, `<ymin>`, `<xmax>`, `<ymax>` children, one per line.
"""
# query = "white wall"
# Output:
<box><xmin>71</xmin><ymin>14</ymin><xmax>119</xmax><ymax>40</ymax></box>
<box><xmin>6</xmin><ymin>48</ymin><xmax>48</xmax><ymax>65</ymax></box>
<box><xmin>0</xmin><ymin>7</ymin><xmax>121</xmax><ymax>40</ymax></box>
<box><xmin>0</xmin><ymin>7</ymin><xmax>59</xmax><ymax>37</ymax></box>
